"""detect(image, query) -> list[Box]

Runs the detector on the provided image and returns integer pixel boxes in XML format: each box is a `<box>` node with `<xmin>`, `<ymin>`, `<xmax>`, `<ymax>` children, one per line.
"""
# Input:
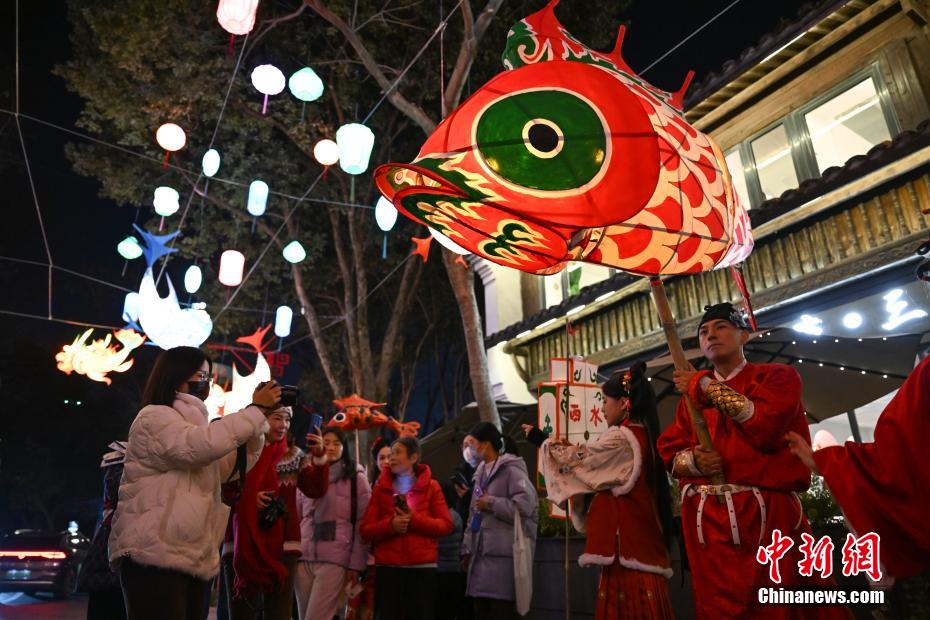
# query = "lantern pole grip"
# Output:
<box><xmin>649</xmin><ymin>278</ymin><xmax>727</xmax><ymax>493</ymax></box>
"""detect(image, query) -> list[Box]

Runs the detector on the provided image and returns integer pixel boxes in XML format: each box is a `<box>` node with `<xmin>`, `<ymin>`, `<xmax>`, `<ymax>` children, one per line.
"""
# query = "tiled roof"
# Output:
<box><xmin>682</xmin><ymin>0</ymin><xmax>852</xmax><ymax>110</ymax></box>
<box><xmin>484</xmin><ymin>119</ymin><xmax>930</xmax><ymax>348</ymax></box>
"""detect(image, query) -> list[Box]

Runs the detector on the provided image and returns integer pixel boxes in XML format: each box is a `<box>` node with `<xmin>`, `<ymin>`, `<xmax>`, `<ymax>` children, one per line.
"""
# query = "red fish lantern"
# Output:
<box><xmin>375</xmin><ymin>1</ymin><xmax>752</xmax><ymax>277</ymax></box>
<box><xmin>375</xmin><ymin>0</ymin><xmax>755</xmax><ymax>487</ymax></box>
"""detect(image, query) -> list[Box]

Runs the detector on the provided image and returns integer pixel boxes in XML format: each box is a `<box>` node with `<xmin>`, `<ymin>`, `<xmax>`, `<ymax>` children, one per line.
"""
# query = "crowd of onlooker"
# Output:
<box><xmin>78</xmin><ymin>346</ymin><xmax>538</xmax><ymax>620</ymax></box>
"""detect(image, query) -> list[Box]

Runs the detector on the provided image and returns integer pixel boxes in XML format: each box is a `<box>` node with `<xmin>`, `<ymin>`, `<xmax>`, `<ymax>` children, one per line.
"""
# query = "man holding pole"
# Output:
<box><xmin>657</xmin><ymin>303</ymin><xmax>849</xmax><ymax>619</ymax></box>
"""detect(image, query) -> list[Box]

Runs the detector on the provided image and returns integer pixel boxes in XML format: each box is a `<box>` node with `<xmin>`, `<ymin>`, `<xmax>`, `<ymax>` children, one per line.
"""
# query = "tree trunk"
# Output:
<box><xmin>442</xmin><ymin>251</ymin><xmax>501</xmax><ymax>428</ymax></box>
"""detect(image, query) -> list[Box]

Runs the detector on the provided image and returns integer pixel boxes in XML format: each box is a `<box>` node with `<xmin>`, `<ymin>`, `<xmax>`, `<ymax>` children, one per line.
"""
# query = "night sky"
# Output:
<box><xmin>0</xmin><ymin>0</ymin><xmax>811</xmax><ymax>531</ymax></box>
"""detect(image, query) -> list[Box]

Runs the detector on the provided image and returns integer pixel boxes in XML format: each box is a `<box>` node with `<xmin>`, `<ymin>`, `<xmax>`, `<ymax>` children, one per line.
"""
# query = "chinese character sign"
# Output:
<box><xmin>757</xmin><ymin>530</ymin><xmax>882</xmax><ymax>583</ymax></box>
<box><xmin>537</xmin><ymin>357</ymin><xmax>604</xmax><ymax>519</ymax></box>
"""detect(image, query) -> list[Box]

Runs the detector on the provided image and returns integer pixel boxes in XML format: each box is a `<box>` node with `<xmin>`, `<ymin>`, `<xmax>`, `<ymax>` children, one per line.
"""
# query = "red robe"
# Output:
<box><xmin>814</xmin><ymin>355</ymin><xmax>930</xmax><ymax>579</ymax></box>
<box><xmin>657</xmin><ymin>362</ymin><xmax>849</xmax><ymax>619</ymax></box>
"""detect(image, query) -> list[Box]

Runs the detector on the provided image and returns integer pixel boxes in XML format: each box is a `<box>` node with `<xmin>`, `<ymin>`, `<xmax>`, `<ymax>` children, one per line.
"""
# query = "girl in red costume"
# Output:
<box><xmin>537</xmin><ymin>361</ymin><xmax>674</xmax><ymax>620</ymax></box>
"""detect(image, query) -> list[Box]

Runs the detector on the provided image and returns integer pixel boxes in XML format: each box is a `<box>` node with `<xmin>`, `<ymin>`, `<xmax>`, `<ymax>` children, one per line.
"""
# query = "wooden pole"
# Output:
<box><xmin>649</xmin><ymin>277</ymin><xmax>727</xmax><ymax>490</ymax></box>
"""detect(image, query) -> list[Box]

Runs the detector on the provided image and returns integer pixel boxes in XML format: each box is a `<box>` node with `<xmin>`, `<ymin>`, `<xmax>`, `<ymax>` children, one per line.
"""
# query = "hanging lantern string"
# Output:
<box><xmin>0</xmin><ymin>309</ymin><xmax>124</xmax><ymax>331</ymax></box>
<box><xmin>214</xmin><ymin>168</ymin><xmax>326</xmax><ymax>320</ymax></box>
<box><xmin>0</xmin><ymin>110</ymin><xmax>374</xmax><ymax>212</ymax></box>
<box><xmin>361</xmin><ymin>0</ymin><xmax>463</xmax><ymax>125</ymax></box>
<box><xmin>640</xmin><ymin>0</ymin><xmax>742</xmax><ymax>74</ymax></box>
<box><xmin>156</xmin><ymin>30</ymin><xmax>252</xmax><ymax>284</ymax></box>
<box><xmin>281</xmin><ymin>253</ymin><xmax>415</xmax><ymax>351</ymax></box>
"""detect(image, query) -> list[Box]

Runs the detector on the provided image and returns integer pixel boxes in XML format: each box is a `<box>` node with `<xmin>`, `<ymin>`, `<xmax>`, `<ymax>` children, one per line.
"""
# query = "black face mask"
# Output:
<box><xmin>186</xmin><ymin>380</ymin><xmax>211</xmax><ymax>402</ymax></box>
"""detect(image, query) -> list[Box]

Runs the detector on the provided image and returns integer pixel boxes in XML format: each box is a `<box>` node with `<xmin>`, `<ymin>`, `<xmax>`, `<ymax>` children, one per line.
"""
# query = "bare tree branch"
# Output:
<box><xmin>305</xmin><ymin>0</ymin><xmax>438</xmax><ymax>134</ymax></box>
<box><xmin>444</xmin><ymin>0</ymin><xmax>506</xmax><ymax>112</ymax></box>
<box><xmin>245</xmin><ymin>4</ymin><xmax>309</xmax><ymax>58</ymax></box>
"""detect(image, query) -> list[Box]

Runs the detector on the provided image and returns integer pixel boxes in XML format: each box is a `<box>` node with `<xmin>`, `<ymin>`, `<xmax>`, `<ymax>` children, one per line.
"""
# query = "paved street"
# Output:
<box><xmin>0</xmin><ymin>592</ymin><xmax>87</xmax><ymax>619</ymax></box>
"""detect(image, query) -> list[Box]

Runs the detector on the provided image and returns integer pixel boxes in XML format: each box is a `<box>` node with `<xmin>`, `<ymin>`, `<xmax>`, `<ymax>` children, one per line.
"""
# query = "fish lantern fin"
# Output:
<box><xmin>605</xmin><ymin>25</ymin><xmax>636</xmax><ymax>77</ymax></box>
<box><xmin>668</xmin><ymin>70</ymin><xmax>695</xmax><ymax>112</ymax></box>
<box><xmin>237</xmin><ymin>324</ymin><xmax>273</xmax><ymax>353</ymax></box>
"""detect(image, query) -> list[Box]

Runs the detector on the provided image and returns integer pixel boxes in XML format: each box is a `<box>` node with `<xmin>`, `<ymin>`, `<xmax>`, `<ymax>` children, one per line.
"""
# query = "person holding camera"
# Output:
<box><xmin>225</xmin><ymin>404</ymin><xmax>330</xmax><ymax>620</ymax></box>
<box><xmin>294</xmin><ymin>427</ymin><xmax>372</xmax><ymax>620</ymax></box>
<box><xmin>360</xmin><ymin>436</ymin><xmax>454</xmax><ymax>620</ymax></box>
<box><xmin>109</xmin><ymin>347</ymin><xmax>280</xmax><ymax>620</ymax></box>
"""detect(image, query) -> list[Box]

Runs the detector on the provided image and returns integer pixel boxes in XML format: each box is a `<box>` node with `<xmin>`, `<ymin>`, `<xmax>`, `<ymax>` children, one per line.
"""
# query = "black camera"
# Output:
<box><xmin>258</xmin><ymin>381</ymin><xmax>300</xmax><ymax>407</ymax></box>
<box><xmin>258</xmin><ymin>495</ymin><xmax>287</xmax><ymax>530</ymax></box>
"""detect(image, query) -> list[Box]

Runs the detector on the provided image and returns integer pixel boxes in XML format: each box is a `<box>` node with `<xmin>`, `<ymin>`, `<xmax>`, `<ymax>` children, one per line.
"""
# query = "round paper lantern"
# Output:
<box><xmin>288</xmin><ymin>67</ymin><xmax>324</xmax><ymax>102</ymax></box>
<box><xmin>184</xmin><ymin>265</ymin><xmax>203</xmax><ymax>294</ymax></box>
<box><xmin>122</xmin><ymin>292</ymin><xmax>141</xmax><ymax>323</ymax></box>
<box><xmin>219</xmin><ymin>250</ymin><xmax>245</xmax><ymax>286</ymax></box>
<box><xmin>251</xmin><ymin>64</ymin><xmax>285</xmax><ymax>114</ymax></box>
<box><xmin>216</xmin><ymin>0</ymin><xmax>260</xmax><ymax>35</ymax></box>
<box><xmin>274</xmin><ymin>305</ymin><xmax>293</xmax><ymax>338</ymax></box>
<box><xmin>153</xmin><ymin>186</ymin><xmax>180</xmax><ymax>217</ymax></box>
<box><xmin>813</xmin><ymin>429</ymin><xmax>840</xmax><ymax>451</ymax></box>
<box><xmin>247</xmin><ymin>180</ymin><xmax>269</xmax><ymax>216</ymax></box>
<box><xmin>117</xmin><ymin>236</ymin><xmax>143</xmax><ymax>260</ymax></box>
<box><xmin>202</xmin><ymin>149</ymin><xmax>221</xmax><ymax>177</ymax></box>
<box><xmin>375</xmin><ymin>196</ymin><xmax>398</xmax><ymax>232</ymax></box>
<box><xmin>282</xmin><ymin>240</ymin><xmax>306</xmax><ymax>264</ymax></box>
<box><xmin>155</xmin><ymin>123</ymin><xmax>186</xmax><ymax>152</ymax></box>
<box><xmin>429</xmin><ymin>227</ymin><xmax>470</xmax><ymax>255</ymax></box>
<box><xmin>335</xmin><ymin>123</ymin><xmax>375</xmax><ymax>175</ymax></box>
<box><xmin>313</xmin><ymin>139</ymin><xmax>339</xmax><ymax>167</ymax></box>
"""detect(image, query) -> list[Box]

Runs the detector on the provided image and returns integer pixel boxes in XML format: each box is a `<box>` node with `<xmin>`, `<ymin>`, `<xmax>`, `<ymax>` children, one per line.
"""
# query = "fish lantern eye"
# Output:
<box><xmin>474</xmin><ymin>91</ymin><xmax>607</xmax><ymax>191</ymax></box>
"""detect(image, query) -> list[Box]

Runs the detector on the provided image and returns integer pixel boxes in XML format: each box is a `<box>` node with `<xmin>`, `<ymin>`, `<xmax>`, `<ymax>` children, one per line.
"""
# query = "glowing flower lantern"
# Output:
<box><xmin>288</xmin><ymin>67</ymin><xmax>324</xmax><ymax>102</ymax></box>
<box><xmin>375</xmin><ymin>196</ymin><xmax>398</xmax><ymax>232</ymax></box>
<box><xmin>251</xmin><ymin>64</ymin><xmax>286</xmax><ymax>114</ymax></box>
<box><xmin>137</xmin><ymin>268</ymin><xmax>213</xmax><ymax>349</ymax></box>
<box><xmin>219</xmin><ymin>250</ymin><xmax>245</xmax><ymax>286</ymax></box>
<box><xmin>155</xmin><ymin>123</ymin><xmax>186</xmax><ymax>166</ymax></box>
<box><xmin>117</xmin><ymin>236</ymin><xmax>143</xmax><ymax>260</ymax></box>
<box><xmin>202</xmin><ymin>149</ymin><xmax>221</xmax><ymax>177</ymax></box>
<box><xmin>314</xmin><ymin>138</ymin><xmax>339</xmax><ymax>172</ymax></box>
<box><xmin>282</xmin><ymin>240</ymin><xmax>306</xmax><ymax>264</ymax></box>
<box><xmin>216</xmin><ymin>0</ymin><xmax>260</xmax><ymax>35</ymax></box>
<box><xmin>274</xmin><ymin>305</ymin><xmax>293</xmax><ymax>338</ymax></box>
<box><xmin>247</xmin><ymin>180</ymin><xmax>269</xmax><ymax>216</ymax></box>
<box><xmin>184</xmin><ymin>265</ymin><xmax>203</xmax><ymax>294</ymax></box>
<box><xmin>55</xmin><ymin>329</ymin><xmax>146</xmax><ymax>385</ymax></box>
<box><xmin>335</xmin><ymin>123</ymin><xmax>375</xmax><ymax>175</ymax></box>
<box><xmin>374</xmin><ymin>1</ymin><xmax>756</xmax><ymax>484</ymax></box>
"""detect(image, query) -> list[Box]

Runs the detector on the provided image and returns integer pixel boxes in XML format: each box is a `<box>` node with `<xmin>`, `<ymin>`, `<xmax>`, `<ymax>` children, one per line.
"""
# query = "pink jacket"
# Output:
<box><xmin>297</xmin><ymin>461</ymin><xmax>371</xmax><ymax>571</ymax></box>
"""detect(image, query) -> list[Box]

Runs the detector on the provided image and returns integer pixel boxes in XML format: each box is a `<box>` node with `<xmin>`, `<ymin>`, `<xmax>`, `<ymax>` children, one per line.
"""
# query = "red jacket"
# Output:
<box><xmin>359</xmin><ymin>464</ymin><xmax>453</xmax><ymax>566</ymax></box>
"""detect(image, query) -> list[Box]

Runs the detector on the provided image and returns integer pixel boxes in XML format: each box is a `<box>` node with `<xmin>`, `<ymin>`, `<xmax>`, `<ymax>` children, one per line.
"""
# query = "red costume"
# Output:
<box><xmin>542</xmin><ymin>423</ymin><xmax>673</xmax><ymax>620</ymax></box>
<box><xmin>658</xmin><ymin>362</ymin><xmax>850</xmax><ymax>619</ymax></box>
<box><xmin>814</xmin><ymin>355</ymin><xmax>930</xmax><ymax>579</ymax></box>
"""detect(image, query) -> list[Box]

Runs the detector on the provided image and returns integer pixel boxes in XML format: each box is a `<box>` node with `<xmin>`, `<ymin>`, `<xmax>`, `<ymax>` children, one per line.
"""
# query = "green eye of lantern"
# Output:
<box><xmin>475</xmin><ymin>90</ymin><xmax>606</xmax><ymax>191</ymax></box>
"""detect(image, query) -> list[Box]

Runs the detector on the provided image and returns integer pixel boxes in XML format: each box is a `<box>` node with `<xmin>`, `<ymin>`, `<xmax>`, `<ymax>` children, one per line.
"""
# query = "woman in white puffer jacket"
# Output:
<box><xmin>109</xmin><ymin>346</ymin><xmax>282</xmax><ymax>620</ymax></box>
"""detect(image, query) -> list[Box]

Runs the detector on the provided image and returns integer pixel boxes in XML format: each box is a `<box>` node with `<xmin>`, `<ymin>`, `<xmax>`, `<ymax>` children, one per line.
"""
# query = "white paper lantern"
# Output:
<box><xmin>117</xmin><ymin>236</ymin><xmax>143</xmax><ymax>260</ymax></box>
<box><xmin>251</xmin><ymin>64</ymin><xmax>285</xmax><ymax>114</ymax></box>
<box><xmin>335</xmin><ymin>123</ymin><xmax>375</xmax><ymax>175</ymax></box>
<box><xmin>374</xmin><ymin>196</ymin><xmax>398</xmax><ymax>232</ymax></box>
<box><xmin>282</xmin><ymin>240</ymin><xmax>306</xmax><ymax>264</ymax></box>
<box><xmin>429</xmin><ymin>227</ymin><xmax>470</xmax><ymax>255</ymax></box>
<box><xmin>274</xmin><ymin>305</ymin><xmax>293</xmax><ymax>338</ymax></box>
<box><xmin>812</xmin><ymin>429</ymin><xmax>840</xmax><ymax>451</ymax></box>
<box><xmin>247</xmin><ymin>180</ymin><xmax>269</xmax><ymax>216</ymax></box>
<box><xmin>219</xmin><ymin>250</ymin><xmax>245</xmax><ymax>286</ymax></box>
<box><xmin>155</xmin><ymin>123</ymin><xmax>186</xmax><ymax>152</ymax></box>
<box><xmin>216</xmin><ymin>0</ymin><xmax>260</xmax><ymax>35</ymax></box>
<box><xmin>184</xmin><ymin>265</ymin><xmax>203</xmax><ymax>294</ymax></box>
<box><xmin>202</xmin><ymin>149</ymin><xmax>221</xmax><ymax>177</ymax></box>
<box><xmin>122</xmin><ymin>292</ymin><xmax>141</xmax><ymax>323</ymax></box>
<box><xmin>153</xmin><ymin>186</ymin><xmax>180</xmax><ymax>217</ymax></box>
<box><xmin>313</xmin><ymin>139</ymin><xmax>339</xmax><ymax>167</ymax></box>
<box><xmin>251</xmin><ymin>65</ymin><xmax>285</xmax><ymax>95</ymax></box>
<box><xmin>288</xmin><ymin>67</ymin><xmax>324</xmax><ymax>102</ymax></box>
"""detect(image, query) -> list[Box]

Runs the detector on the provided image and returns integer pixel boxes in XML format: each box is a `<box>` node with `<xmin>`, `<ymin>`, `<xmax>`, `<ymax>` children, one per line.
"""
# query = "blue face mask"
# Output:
<box><xmin>462</xmin><ymin>446</ymin><xmax>480</xmax><ymax>467</ymax></box>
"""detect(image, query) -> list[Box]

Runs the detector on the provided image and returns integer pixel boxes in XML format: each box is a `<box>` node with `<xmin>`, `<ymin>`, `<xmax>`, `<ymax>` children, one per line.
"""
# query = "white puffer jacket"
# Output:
<box><xmin>109</xmin><ymin>392</ymin><xmax>268</xmax><ymax>580</ymax></box>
